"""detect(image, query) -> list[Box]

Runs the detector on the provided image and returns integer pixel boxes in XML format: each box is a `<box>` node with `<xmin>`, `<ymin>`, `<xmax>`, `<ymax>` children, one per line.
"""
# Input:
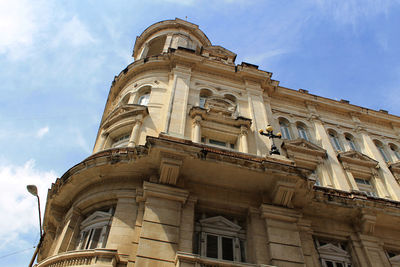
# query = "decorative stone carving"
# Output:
<box><xmin>281</xmin><ymin>138</ymin><xmax>326</xmax><ymax>170</ymax></box>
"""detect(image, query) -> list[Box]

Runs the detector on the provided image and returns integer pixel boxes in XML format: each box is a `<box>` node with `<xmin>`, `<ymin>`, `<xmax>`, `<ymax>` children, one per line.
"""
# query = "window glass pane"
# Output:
<box><xmin>325</xmin><ymin>261</ymin><xmax>334</xmax><ymax>267</ymax></box>
<box><xmin>138</xmin><ymin>94</ymin><xmax>150</xmax><ymax>106</ymax></box>
<box><xmin>337</xmin><ymin>263</ymin><xmax>344</xmax><ymax>267</ymax></box>
<box><xmin>78</xmin><ymin>231</ymin><xmax>89</xmax><ymax>250</ymax></box>
<box><xmin>89</xmin><ymin>228</ymin><xmax>102</xmax><ymax>249</ymax></box>
<box><xmin>199</xmin><ymin>97</ymin><xmax>206</xmax><ymax>108</ymax></box>
<box><xmin>209</xmin><ymin>139</ymin><xmax>227</xmax><ymax>147</ymax></box>
<box><xmin>346</xmin><ymin>136</ymin><xmax>357</xmax><ymax>151</ymax></box>
<box><xmin>222</xmin><ymin>237</ymin><xmax>234</xmax><ymax>261</ymax></box>
<box><xmin>298</xmin><ymin>126</ymin><xmax>308</xmax><ymax>141</ymax></box>
<box><xmin>377</xmin><ymin>144</ymin><xmax>389</xmax><ymax>161</ymax></box>
<box><xmin>330</xmin><ymin>133</ymin><xmax>342</xmax><ymax>151</ymax></box>
<box><xmin>206</xmin><ymin>235</ymin><xmax>218</xmax><ymax>259</ymax></box>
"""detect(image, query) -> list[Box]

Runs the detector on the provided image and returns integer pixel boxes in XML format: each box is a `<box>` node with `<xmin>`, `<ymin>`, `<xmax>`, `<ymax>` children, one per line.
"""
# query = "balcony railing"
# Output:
<box><xmin>175</xmin><ymin>252</ymin><xmax>276</xmax><ymax>267</ymax></box>
<box><xmin>36</xmin><ymin>248</ymin><xmax>120</xmax><ymax>267</ymax></box>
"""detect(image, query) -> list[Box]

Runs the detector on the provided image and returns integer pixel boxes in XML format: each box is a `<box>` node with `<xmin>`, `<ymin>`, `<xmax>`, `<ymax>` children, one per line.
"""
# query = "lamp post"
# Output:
<box><xmin>27</xmin><ymin>185</ymin><xmax>45</xmax><ymax>267</ymax></box>
<box><xmin>259</xmin><ymin>125</ymin><xmax>282</xmax><ymax>155</ymax></box>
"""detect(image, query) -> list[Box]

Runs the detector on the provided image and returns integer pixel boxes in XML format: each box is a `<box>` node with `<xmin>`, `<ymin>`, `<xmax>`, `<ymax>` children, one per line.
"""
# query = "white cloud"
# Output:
<box><xmin>36</xmin><ymin>126</ymin><xmax>49</xmax><ymax>138</ymax></box>
<box><xmin>311</xmin><ymin>0</ymin><xmax>400</xmax><ymax>26</ymax></box>
<box><xmin>244</xmin><ymin>48</ymin><xmax>290</xmax><ymax>65</ymax></box>
<box><xmin>52</xmin><ymin>16</ymin><xmax>96</xmax><ymax>47</ymax></box>
<box><xmin>0</xmin><ymin>160</ymin><xmax>57</xmax><ymax>249</ymax></box>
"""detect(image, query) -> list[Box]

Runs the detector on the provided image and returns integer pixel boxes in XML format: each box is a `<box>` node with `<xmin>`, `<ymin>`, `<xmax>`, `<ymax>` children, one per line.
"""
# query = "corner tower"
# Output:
<box><xmin>38</xmin><ymin>18</ymin><xmax>400</xmax><ymax>267</ymax></box>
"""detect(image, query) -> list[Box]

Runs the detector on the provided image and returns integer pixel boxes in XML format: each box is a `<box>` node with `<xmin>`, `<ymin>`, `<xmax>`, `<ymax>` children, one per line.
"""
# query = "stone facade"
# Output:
<box><xmin>37</xmin><ymin>19</ymin><xmax>400</xmax><ymax>267</ymax></box>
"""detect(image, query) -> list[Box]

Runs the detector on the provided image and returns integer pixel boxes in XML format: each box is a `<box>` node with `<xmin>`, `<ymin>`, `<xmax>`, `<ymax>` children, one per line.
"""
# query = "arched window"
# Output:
<box><xmin>296</xmin><ymin>123</ymin><xmax>309</xmax><ymax>141</ymax></box>
<box><xmin>390</xmin><ymin>144</ymin><xmax>400</xmax><ymax>161</ymax></box>
<box><xmin>199</xmin><ymin>89</ymin><xmax>213</xmax><ymax>108</ymax></box>
<box><xmin>375</xmin><ymin>140</ymin><xmax>389</xmax><ymax>162</ymax></box>
<box><xmin>279</xmin><ymin>118</ymin><xmax>291</xmax><ymax>140</ymax></box>
<box><xmin>112</xmin><ymin>133</ymin><xmax>130</xmax><ymax>148</ymax></box>
<box><xmin>328</xmin><ymin>130</ymin><xmax>342</xmax><ymax>151</ymax></box>
<box><xmin>138</xmin><ymin>93</ymin><xmax>150</xmax><ymax>106</ymax></box>
<box><xmin>345</xmin><ymin>134</ymin><xmax>358</xmax><ymax>151</ymax></box>
<box><xmin>76</xmin><ymin>207</ymin><xmax>114</xmax><ymax>250</ymax></box>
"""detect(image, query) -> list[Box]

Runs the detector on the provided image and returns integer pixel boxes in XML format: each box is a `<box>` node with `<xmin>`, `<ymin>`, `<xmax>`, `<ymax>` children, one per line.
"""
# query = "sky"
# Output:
<box><xmin>1</xmin><ymin>0</ymin><xmax>400</xmax><ymax>266</ymax></box>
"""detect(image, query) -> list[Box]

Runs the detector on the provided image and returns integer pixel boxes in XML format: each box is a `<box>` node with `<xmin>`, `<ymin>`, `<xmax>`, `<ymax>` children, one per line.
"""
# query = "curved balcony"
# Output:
<box><xmin>36</xmin><ymin>249</ymin><xmax>120</xmax><ymax>267</ymax></box>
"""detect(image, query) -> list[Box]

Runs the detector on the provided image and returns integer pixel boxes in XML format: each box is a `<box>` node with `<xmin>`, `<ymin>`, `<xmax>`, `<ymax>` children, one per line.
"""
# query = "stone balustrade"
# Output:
<box><xmin>36</xmin><ymin>249</ymin><xmax>120</xmax><ymax>267</ymax></box>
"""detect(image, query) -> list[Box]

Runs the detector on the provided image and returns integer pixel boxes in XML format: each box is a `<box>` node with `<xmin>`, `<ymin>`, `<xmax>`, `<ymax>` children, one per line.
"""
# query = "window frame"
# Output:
<box><xmin>279</xmin><ymin>119</ymin><xmax>291</xmax><ymax>140</ymax></box>
<box><xmin>390</xmin><ymin>144</ymin><xmax>400</xmax><ymax>161</ymax></box>
<box><xmin>345</xmin><ymin>135</ymin><xmax>358</xmax><ymax>151</ymax></box>
<box><xmin>297</xmin><ymin>124</ymin><xmax>309</xmax><ymax>141</ymax></box>
<box><xmin>76</xmin><ymin>207</ymin><xmax>114</xmax><ymax>251</ymax></box>
<box><xmin>111</xmin><ymin>133</ymin><xmax>130</xmax><ymax>148</ymax></box>
<box><xmin>375</xmin><ymin>141</ymin><xmax>389</xmax><ymax>162</ymax></box>
<box><xmin>354</xmin><ymin>177</ymin><xmax>378</xmax><ymax>197</ymax></box>
<box><xmin>329</xmin><ymin>131</ymin><xmax>343</xmax><ymax>151</ymax></box>
<box><xmin>314</xmin><ymin>238</ymin><xmax>353</xmax><ymax>267</ymax></box>
<box><xmin>138</xmin><ymin>93</ymin><xmax>150</xmax><ymax>106</ymax></box>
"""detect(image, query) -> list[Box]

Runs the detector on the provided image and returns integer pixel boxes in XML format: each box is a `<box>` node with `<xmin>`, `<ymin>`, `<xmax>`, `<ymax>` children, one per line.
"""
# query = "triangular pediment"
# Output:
<box><xmin>282</xmin><ymin>138</ymin><xmax>326</xmax><ymax>157</ymax></box>
<box><xmin>389</xmin><ymin>161</ymin><xmax>400</xmax><ymax>173</ymax></box>
<box><xmin>81</xmin><ymin>211</ymin><xmax>112</xmax><ymax>227</ymax></box>
<box><xmin>318</xmin><ymin>243</ymin><xmax>349</xmax><ymax>256</ymax></box>
<box><xmin>390</xmin><ymin>254</ymin><xmax>400</xmax><ymax>263</ymax></box>
<box><xmin>199</xmin><ymin>216</ymin><xmax>241</xmax><ymax>232</ymax></box>
<box><xmin>338</xmin><ymin>151</ymin><xmax>378</xmax><ymax>168</ymax></box>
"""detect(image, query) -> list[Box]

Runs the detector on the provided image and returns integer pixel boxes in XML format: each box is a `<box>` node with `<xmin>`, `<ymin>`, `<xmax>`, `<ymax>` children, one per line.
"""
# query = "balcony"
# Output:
<box><xmin>175</xmin><ymin>252</ymin><xmax>276</xmax><ymax>267</ymax></box>
<box><xmin>36</xmin><ymin>249</ymin><xmax>120</xmax><ymax>267</ymax></box>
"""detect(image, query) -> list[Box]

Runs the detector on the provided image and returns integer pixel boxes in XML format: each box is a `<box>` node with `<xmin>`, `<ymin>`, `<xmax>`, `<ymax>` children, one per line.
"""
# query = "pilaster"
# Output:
<box><xmin>165</xmin><ymin>64</ymin><xmax>191</xmax><ymax>137</ymax></box>
<box><xmin>135</xmin><ymin>182</ymin><xmax>189</xmax><ymax>266</ymax></box>
<box><xmin>260</xmin><ymin>204</ymin><xmax>306</xmax><ymax>267</ymax></box>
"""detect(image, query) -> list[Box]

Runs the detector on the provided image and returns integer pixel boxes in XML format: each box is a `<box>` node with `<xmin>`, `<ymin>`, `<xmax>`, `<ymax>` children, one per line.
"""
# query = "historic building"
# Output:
<box><xmin>37</xmin><ymin>19</ymin><xmax>400</xmax><ymax>267</ymax></box>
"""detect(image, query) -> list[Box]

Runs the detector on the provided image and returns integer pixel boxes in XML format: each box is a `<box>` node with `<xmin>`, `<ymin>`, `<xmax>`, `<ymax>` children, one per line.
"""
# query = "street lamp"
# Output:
<box><xmin>27</xmin><ymin>185</ymin><xmax>45</xmax><ymax>267</ymax></box>
<box><xmin>259</xmin><ymin>125</ymin><xmax>282</xmax><ymax>155</ymax></box>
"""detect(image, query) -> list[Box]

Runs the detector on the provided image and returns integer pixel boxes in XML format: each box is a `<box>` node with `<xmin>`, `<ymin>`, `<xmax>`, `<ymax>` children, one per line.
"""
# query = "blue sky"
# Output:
<box><xmin>1</xmin><ymin>0</ymin><xmax>400</xmax><ymax>266</ymax></box>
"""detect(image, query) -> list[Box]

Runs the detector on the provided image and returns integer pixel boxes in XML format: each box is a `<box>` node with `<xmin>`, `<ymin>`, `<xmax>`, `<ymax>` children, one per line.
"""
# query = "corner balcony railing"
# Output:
<box><xmin>36</xmin><ymin>248</ymin><xmax>120</xmax><ymax>267</ymax></box>
<box><xmin>175</xmin><ymin>252</ymin><xmax>276</xmax><ymax>267</ymax></box>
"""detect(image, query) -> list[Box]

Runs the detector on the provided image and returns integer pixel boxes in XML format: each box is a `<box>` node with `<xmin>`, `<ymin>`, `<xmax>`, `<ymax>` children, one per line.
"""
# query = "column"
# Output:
<box><xmin>165</xmin><ymin>64</ymin><xmax>191</xmax><ymax>137</ymax></box>
<box><xmin>261</xmin><ymin>204</ymin><xmax>306</xmax><ymax>267</ymax></box>
<box><xmin>192</xmin><ymin>115</ymin><xmax>201</xmax><ymax>143</ymax></box>
<box><xmin>178</xmin><ymin>196</ymin><xmax>197</xmax><ymax>252</ymax></box>
<box><xmin>106</xmin><ymin>191</ymin><xmax>137</xmax><ymax>264</ymax></box>
<box><xmin>127</xmin><ymin>117</ymin><xmax>143</xmax><ymax>147</ymax></box>
<box><xmin>246</xmin><ymin>85</ymin><xmax>271</xmax><ymax>156</ymax></box>
<box><xmin>162</xmin><ymin>34</ymin><xmax>173</xmax><ymax>53</ymax></box>
<box><xmin>52</xmin><ymin>208</ymin><xmax>82</xmax><ymax>254</ymax></box>
<box><xmin>297</xmin><ymin>219</ymin><xmax>320</xmax><ymax>267</ymax></box>
<box><xmin>135</xmin><ymin>182</ymin><xmax>189</xmax><ymax>267</ymax></box>
<box><xmin>93</xmin><ymin>131</ymin><xmax>108</xmax><ymax>153</ymax></box>
<box><xmin>240</xmin><ymin>125</ymin><xmax>249</xmax><ymax>153</ymax></box>
<box><xmin>246</xmin><ymin>208</ymin><xmax>270</xmax><ymax>264</ymax></box>
<box><xmin>309</xmin><ymin>113</ymin><xmax>350</xmax><ymax>191</ymax></box>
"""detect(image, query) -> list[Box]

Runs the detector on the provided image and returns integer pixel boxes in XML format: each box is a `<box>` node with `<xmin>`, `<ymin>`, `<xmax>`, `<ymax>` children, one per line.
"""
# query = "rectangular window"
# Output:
<box><xmin>206</xmin><ymin>234</ymin><xmax>218</xmax><ymax>259</ymax></box>
<box><xmin>202</xmin><ymin>137</ymin><xmax>235</xmax><ymax>150</ymax></box>
<box><xmin>221</xmin><ymin>237</ymin><xmax>234</xmax><ymax>261</ymax></box>
<box><xmin>355</xmin><ymin>178</ymin><xmax>377</xmax><ymax>197</ymax></box>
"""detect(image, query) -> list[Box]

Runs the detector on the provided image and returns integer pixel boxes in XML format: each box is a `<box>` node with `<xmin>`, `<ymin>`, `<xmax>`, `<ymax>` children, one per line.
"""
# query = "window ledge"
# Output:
<box><xmin>175</xmin><ymin>252</ymin><xmax>276</xmax><ymax>267</ymax></box>
<box><xmin>36</xmin><ymin>249</ymin><xmax>121</xmax><ymax>267</ymax></box>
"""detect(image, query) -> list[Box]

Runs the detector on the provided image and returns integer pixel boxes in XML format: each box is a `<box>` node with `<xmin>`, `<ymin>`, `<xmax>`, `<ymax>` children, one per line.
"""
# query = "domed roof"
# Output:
<box><xmin>133</xmin><ymin>18</ymin><xmax>212</xmax><ymax>59</ymax></box>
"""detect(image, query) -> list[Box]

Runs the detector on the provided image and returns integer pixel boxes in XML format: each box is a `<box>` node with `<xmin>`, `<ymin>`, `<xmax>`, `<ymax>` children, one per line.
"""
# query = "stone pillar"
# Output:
<box><xmin>246</xmin><ymin>85</ymin><xmax>271</xmax><ymax>156</ymax></box>
<box><xmin>247</xmin><ymin>208</ymin><xmax>270</xmax><ymax>264</ymax></box>
<box><xmin>162</xmin><ymin>34</ymin><xmax>173</xmax><ymax>53</ymax></box>
<box><xmin>315</xmin><ymin>160</ymin><xmax>334</xmax><ymax>187</ymax></box>
<box><xmin>240</xmin><ymin>125</ymin><xmax>249</xmax><ymax>153</ymax></box>
<box><xmin>106</xmin><ymin>191</ymin><xmax>137</xmax><ymax>264</ymax></box>
<box><xmin>260</xmin><ymin>204</ymin><xmax>306</xmax><ymax>266</ymax></box>
<box><xmin>165</xmin><ymin>64</ymin><xmax>191</xmax><ymax>137</ymax></box>
<box><xmin>352</xmin><ymin>211</ymin><xmax>390</xmax><ymax>267</ymax></box>
<box><xmin>127</xmin><ymin>117</ymin><xmax>143</xmax><ymax>147</ymax></box>
<box><xmin>52</xmin><ymin>208</ymin><xmax>82</xmax><ymax>254</ymax></box>
<box><xmin>178</xmin><ymin>196</ymin><xmax>197</xmax><ymax>253</ymax></box>
<box><xmin>297</xmin><ymin>219</ymin><xmax>320</xmax><ymax>267</ymax></box>
<box><xmin>135</xmin><ymin>182</ymin><xmax>189</xmax><ymax>266</ymax></box>
<box><xmin>93</xmin><ymin>131</ymin><xmax>108</xmax><ymax>153</ymax></box>
<box><xmin>192</xmin><ymin>115</ymin><xmax>201</xmax><ymax>143</ymax></box>
<box><xmin>307</xmin><ymin>106</ymin><xmax>350</xmax><ymax>191</ymax></box>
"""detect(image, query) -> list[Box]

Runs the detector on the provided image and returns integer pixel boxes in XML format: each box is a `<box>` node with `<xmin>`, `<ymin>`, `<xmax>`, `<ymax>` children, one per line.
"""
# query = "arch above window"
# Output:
<box><xmin>390</xmin><ymin>143</ymin><xmax>400</xmax><ymax>161</ymax></box>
